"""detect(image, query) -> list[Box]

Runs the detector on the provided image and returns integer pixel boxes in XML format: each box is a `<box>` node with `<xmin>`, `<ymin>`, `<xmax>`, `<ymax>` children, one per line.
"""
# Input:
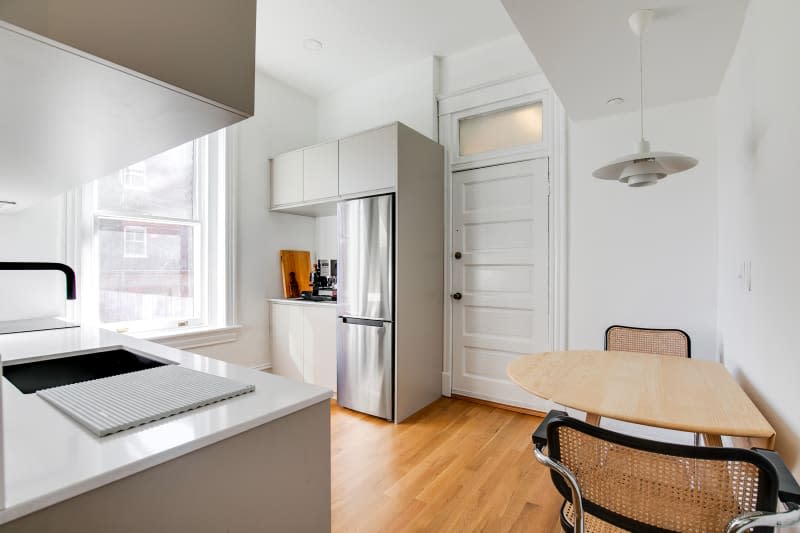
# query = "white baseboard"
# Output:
<box><xmin>450</xmin><ymin>388</ymin><xmax>546</xmax><ymax>412</ymax></box>
<box><xmin>249</xmin><ymin>363</ymin><xmax>272</xmax><ymax>372</ymax></box>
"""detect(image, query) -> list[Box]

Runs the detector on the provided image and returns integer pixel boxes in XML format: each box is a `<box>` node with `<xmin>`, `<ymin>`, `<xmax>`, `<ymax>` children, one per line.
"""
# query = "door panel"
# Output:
<box><xmin>338</xmin><ymin>124</ymin><xmax>397</xmax><ymax>196</ymax></box>
<box><xmin>303</xmin><ymin>141</ymin><xmax>338</xmax><ymax>202</ymax></box>
<box><xmin>337</xmin><ymin>195</ymin><xmax>394</xmax><ymax>321</ymax></box>
<box><xmin>336</xmin><ymin>318</ymin><xmax>393</xmax><ymax>420</ymax></box>
<box><xmin>464</xmin><ymin>306</ymin><xmax>535</xmax><ymax>340</ymax></box>
<box><xmin>270</xmin><ymin>303</ymin><xmax>304</xmax><ymax>382</ymax></box>
<box><xmin>302</xmin><ymin>305</ymin><xmax>337</xmax><ymax>392</ymax></box>
<box><xmin>463</xmin><ymin>220</ymin><xmax>535</xmax><ymax>251</ymax></box>
<box><xmin>270</xmin><ymin>151</ymin><xmax>303</xmax><ymax>207</ymax></box>
<box><xmin>451</xmin><ymin>159</ymin><xmax>549</xmax><ymax>410</ymax></box>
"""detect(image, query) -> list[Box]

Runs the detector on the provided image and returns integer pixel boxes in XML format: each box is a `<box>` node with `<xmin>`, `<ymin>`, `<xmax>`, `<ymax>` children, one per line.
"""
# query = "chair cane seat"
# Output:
<box><xmin>561</xmin><ymin>501</ymin><xmax>626</xmax><ymax>533</ymax></box>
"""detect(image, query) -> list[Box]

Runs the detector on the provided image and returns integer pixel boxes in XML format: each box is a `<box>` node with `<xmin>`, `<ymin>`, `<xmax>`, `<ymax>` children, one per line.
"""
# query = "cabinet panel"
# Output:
<box><xmin>302</xmin><ymin>306</ymin><xmax>337</xmax><ymax>392</ymax></box>
<box><xmin>303</xmin><ymin>141</ymin><xmax>338</xmax><ymax>202</ymax></box>
<box><xmin>338</xmin><ymin>124</ymin><xmax>397</xmax><ymax>196</ymax></box>
<box><xmin>270</xmin><ymin>303</ymin><xmax>304</xmax><ymax>382</ymax></box>
<box><xmin>270</xmin><ymin>151</ymin><xmax>303</xmax><ymax>206</ymax></box>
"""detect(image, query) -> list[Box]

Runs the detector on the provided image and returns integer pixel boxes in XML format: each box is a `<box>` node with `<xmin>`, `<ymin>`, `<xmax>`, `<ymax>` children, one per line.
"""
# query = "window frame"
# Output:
<box><xmin>120</xmin><ymin>162</ymin><xmax>149</xmax><ymax>191</ymax></box>
<box><xmin>67</xmin><ymin>130</ymin><xmax>233</xmax><ymax>337</ymax></box>
<box><xmin>121</xmin><ymin>225</ymin><xmax>149</xmax><ymax>259</ymax></box>
<box><xmin>441</xmin><ymin>90</ymin><xmax>551</xmax><ymax>172</ymax></box>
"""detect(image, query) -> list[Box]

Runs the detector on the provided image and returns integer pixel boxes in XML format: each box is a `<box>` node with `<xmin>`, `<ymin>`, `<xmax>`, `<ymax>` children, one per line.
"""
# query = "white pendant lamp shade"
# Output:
<box><xmin>593</xmin><ymin>10</ymin><xmax>698</xmax><ymax>187</ymax></box>
<box><xmin>593</xmin><ymin>139</ymin><xmax>698</xmax><ymax>188</ymax></box>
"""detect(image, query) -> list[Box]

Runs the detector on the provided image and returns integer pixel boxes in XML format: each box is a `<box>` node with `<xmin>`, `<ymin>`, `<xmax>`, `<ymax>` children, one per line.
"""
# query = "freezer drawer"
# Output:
<box><xmin>336</xmin><ymin>317</ymin><xmax>393</xmax><ymax>420</ymax></box>
<box><xmin>337</xmin><ymin>194</ymin><xmax>394</xmax><ymax>321</ymax></box>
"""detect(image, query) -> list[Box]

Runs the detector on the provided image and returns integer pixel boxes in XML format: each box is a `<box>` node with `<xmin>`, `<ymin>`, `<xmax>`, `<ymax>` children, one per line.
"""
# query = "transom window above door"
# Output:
<box><xmin>458</xmin><ymin>102</ymin><xmax>543</xmax><ymax>156</ymax></box>
<box><xmin>439</xmin><ymin>77</ymin><xmax>552</xmax><ymax>171</ymax></box>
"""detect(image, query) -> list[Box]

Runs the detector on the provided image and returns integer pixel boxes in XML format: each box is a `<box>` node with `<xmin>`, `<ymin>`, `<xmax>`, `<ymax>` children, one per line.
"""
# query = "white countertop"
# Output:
<box><xmin>0</xmin><ymin>326</ymin><xmax>332</xmax><ymax>524</ymax></box>
<box><xmin>268</xmin><ymin>298</ymin><xmax>337</xmax><ymax>307</ymax></box>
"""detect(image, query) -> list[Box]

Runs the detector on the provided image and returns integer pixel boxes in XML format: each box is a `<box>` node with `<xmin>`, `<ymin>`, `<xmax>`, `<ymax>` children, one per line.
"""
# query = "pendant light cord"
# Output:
<box><xmin>639</xmin><ymin>29</ymin><xmax>644</xmax><ymax>142</ymax></box>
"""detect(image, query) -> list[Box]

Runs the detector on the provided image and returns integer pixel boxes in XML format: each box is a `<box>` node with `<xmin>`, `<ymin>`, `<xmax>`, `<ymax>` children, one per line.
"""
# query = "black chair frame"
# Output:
<box><xmin>532</xmin><ymin>410</ymin><xmax>800</xmax><ymax>533</ymax></box>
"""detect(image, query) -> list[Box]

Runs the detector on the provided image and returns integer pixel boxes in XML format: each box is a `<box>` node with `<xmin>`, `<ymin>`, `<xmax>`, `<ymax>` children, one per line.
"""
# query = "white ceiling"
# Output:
<box><xmin>255</xmin><ymin>0</ymin><xmax>518</xmax><ymax>97</ymax></box>
<box><xmin>501</xmin><ymin>0</ymin><xmax>747</xmax><ymax>120</ymax></box>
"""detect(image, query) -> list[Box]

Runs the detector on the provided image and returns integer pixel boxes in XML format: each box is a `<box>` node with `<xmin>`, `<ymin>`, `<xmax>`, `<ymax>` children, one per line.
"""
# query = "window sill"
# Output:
<box><xmin>127</xmin><ymin>325</ymin><xmax>242</xmax><ymax>350</ymax></box>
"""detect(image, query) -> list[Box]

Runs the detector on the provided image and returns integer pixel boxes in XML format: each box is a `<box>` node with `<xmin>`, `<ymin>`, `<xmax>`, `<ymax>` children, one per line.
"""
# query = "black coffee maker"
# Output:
<box><xmin>307</xmin><ymin>259</ymin><xmax>337</xmax><ymax>301</ymax></box>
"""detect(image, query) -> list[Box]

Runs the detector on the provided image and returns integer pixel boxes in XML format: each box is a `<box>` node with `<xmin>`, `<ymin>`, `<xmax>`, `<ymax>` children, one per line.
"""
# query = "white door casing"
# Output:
<box><xmin>450</xmin><ymin>159</ymin><xmax>550</xmax><ymax>411</ymax></box>
<box><xmin>438</xmin><ymin>73</ymin><xmax>567</xmax><ymax>410</ymax></box>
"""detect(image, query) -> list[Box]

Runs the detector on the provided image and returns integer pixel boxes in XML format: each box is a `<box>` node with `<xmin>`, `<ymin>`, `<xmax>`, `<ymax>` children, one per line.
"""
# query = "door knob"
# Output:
<box><xmin>454</xmin><ymin>251</ymin><xmax>462</xmax><ymax>260</ymax></box>
<box><xmin>451</xmin><ymin>292</ymin><xmax>462</xmax><ymax>300</ymax></box>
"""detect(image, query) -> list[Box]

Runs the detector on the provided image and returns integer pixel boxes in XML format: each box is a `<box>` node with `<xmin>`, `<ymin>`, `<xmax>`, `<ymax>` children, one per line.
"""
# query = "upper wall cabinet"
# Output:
<box><xmin>269</xmin><ymin>123</ymin><xmax>404</xmax><ymax>214</ymax></box>
<box><xmin>0</xmin><ymin>0</ymin><xmax>256</xmax><ymax>213</ymax></box>
<box><xmin>339</xmin><ymin>125</ymin><xmax>398</xmax><ymax>197</ymax></box>
<box><xmin>303</xmin><ymin>141</ymin><xmax>339</xmax><ymax>202</ymax></box>
<box><xmin>271</xmin><ymin>151</ymin><xmax>304</xmax><ymax>207</ymax></box>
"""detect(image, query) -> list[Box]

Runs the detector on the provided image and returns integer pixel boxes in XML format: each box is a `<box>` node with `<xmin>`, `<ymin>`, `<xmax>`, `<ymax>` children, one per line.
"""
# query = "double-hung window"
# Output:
<box><xmin>73</xmin><ymin>130</ymin><xmax>230</xmax><ymax>335</ymax></box>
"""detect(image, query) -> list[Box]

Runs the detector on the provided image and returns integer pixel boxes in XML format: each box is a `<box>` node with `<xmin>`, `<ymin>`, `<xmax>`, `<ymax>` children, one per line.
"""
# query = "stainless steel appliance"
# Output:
<box><xmin>337</xmin><ymin>194</ymin><xmax>394</xmax><ymax>420</ymax></box>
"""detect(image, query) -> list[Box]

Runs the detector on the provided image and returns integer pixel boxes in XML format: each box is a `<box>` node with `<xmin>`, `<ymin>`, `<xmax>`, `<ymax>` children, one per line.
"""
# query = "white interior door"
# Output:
<box><xmin>451</xmin><ymin>158</ymin><xmax>549</xmax><ymax>410</ymax></box>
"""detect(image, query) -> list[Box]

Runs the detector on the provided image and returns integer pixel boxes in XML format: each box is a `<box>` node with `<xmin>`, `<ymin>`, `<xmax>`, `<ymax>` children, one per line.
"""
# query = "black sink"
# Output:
<box><xmin>3</xmin><ymin>348</ymin><xmax>170</xmax><ymax>394</ymax></box>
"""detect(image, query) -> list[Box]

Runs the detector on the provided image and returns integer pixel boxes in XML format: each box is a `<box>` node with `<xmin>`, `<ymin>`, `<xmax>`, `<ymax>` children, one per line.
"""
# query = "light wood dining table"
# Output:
<box><xmin>507</xmin><ymin>350</ymin><xmax>776</xmax><ymax>449</ymax></box>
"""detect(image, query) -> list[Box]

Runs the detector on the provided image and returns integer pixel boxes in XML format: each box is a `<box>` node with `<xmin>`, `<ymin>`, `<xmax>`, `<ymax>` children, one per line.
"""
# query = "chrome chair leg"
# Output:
<box><xmin>726</xmin><ymin>503</ymin><xmax>800</xmax><ymax>533</ymax></box>
<box><xmin>534</xmin><ymin>446</ymin><xmax>585</xmax><ymax>533</ymax></box>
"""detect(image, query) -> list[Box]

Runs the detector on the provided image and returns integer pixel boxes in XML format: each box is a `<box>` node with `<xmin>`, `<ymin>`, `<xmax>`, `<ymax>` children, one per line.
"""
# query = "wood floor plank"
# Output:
<box><xmin>332</xmin><ymin>397</ymin><xmax>564</xmax><ymax>533</ymax></box>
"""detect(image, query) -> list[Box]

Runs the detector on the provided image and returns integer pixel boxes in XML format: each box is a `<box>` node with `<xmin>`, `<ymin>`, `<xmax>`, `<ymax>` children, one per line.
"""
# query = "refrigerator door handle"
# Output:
<box><xmin>341</xmin><ymin>316</ymin><xmax>386</xmax><ymax>328</ymax></box>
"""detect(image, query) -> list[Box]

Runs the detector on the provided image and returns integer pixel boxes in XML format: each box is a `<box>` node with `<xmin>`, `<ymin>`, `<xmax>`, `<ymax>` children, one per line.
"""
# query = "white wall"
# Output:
<box><xmin>0</xmin><ymin>196</ymin><xmax>68</xmax><ymax>321</ymax></box>
<box><xmin>193</xmin><ymin>73</ymin><xmax>317</xmax><ymax>367</ymax></box>
<box><xmin>314</xmin><ymin>216</ymin><xmax>337</xmax><ymax>262</ymax></box>
<box><xmin>314</xmin><ymin>36</ymin><xmax>540</xmax><ymax>144</ymax></box>
<box><xmin>438</xmin><ymin>34</ymin><xmax>540</xmax><ymax>95</ymax></box>
<box><xmin>716</xmin><ymin>0</ymin><xmax>800</xmax><ymax>475</ymax></box>
<box><xmin>567</xmin><ymin>97</ymin><xmax>718</xmax><ymax>360</ymax></box>
<box><xmin>316</xmin><ymin>56</ymin><xmax>438</xmax><ymax>141</ymax></box>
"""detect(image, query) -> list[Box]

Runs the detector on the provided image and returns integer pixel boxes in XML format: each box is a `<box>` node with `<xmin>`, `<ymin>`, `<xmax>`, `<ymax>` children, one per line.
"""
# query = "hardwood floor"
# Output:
<box><xmin>331</xmin><ymin>397</ymin><xmax>564</xmax><ymax>533</ymax></box>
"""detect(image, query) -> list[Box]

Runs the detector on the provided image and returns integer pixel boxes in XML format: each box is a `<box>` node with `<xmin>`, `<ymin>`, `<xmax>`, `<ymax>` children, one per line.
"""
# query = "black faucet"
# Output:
<box><xmin>0</xmin><ymin>262</ymin><xmax>77</xmax><ymax>300</ymax></box>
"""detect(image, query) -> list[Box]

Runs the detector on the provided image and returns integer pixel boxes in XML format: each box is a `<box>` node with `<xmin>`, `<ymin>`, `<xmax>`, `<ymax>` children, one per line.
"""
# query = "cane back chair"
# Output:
<box><xmin>605</xmin><ymin>325</ymin><xmax>691</xmax><ymax>358</ymax></box>
<box><xmin>533</xmin><ymin>411</ymin><xmax>800</xmax><ymax>533</ymax></box>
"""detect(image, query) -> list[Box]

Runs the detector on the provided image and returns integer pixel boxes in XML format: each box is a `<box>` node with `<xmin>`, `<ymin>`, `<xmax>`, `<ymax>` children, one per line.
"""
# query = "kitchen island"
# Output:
<box><xmin>0</xmin><ymin>326</ymin><xmax>332</xmax><ymax>532</ymax></box>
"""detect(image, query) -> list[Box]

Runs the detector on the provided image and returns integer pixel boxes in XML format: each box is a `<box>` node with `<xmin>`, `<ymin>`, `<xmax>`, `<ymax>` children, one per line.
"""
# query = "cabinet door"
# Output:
<box><xmin>270</xmin><ymin>150</ymin><xmax>303</xmax><ymax>206</ymax></box>
<box><xmin>338</xmin><ymin>124</ymin><xmax>397</xmax><ymax>196</ymax></box>
<box><xmin>270</xmin><ymin>303</ymin><xmax>304</xmax><ymax>382</ymax></box>
<box><xmin>303</xmin><ymin>141</ymin><xmax>338</xmax><ymax>202</ymax></box>
<box><xmin>302</xmin><ymin>305</ymin><xmax>337</xmax><ymax>392</ymax></box>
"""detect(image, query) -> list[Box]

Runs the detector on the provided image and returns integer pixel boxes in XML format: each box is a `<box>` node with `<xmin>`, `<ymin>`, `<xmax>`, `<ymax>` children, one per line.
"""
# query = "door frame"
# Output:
<box><xmin>438</xmin><ymin>73</ymin><xmax>567</xmax><ymax>398</ymax></box>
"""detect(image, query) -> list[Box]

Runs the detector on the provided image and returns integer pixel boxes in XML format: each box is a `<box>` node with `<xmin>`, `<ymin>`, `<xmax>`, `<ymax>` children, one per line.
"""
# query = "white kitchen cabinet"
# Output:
<box><xmin>338</xmin><ymin>124</ymin><xmax>398</xmax><ymax>196</ymax></box>
<box><xmin>269</xmin><ymin>302</ymin><xmax>304</xmax><ymax>382</ymax></box>
<box><xmin>270</xmin><ymin>301</ymin><xmax>337</xmax><ymax>393</ymax></box>
<box><xmin>302</xmin><ymin>305</ymin><xmax>338</xmax><ymax>392</ymax></box>
<box><xmin>270</xmin><ymin>150</ymin><xmax>303</xmax><ymax>207</ymax></box>
<box><xmin>303</xmin><ymin>141</ymin><xmax>339</xmax><ymax>202</ymax></box>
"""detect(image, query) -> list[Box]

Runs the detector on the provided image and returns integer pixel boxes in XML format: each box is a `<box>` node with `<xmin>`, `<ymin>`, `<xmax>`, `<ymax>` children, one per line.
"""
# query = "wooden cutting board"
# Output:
<box><xmin>279</xmin><ymin>250</ymin><xmax>312</xmax><ymax>298</ymax></box>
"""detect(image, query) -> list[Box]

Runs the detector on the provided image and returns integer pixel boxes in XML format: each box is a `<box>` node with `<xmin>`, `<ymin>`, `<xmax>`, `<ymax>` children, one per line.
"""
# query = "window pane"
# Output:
<box><xmin>458</xmin><ymin>102</ymin><xmax>543</xmax><ymax>156</ymax></box>
<box><xmin>97</xmin><ymin>218</ymin><xmax>197</xmax><ymax>323</ymax></box>
<box><xmin>97</xmin><ymin>142</ymin><xmax>196</xmax><ymax>219</ymax></box>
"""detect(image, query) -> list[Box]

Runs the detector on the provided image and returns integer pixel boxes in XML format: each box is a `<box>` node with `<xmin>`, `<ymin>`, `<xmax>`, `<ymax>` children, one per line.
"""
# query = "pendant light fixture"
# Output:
<box><xmin>592</xmin><ymin>10</ymin><xmax>698</xmax><ymax>187</ymax></box>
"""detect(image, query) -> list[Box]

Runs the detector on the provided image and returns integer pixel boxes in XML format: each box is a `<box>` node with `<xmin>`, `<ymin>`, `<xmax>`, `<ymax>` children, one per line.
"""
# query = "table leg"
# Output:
<box><xmin>730</xmin><ymin>435</ymin><xmax>776</xmax><ymax>451</ymax></box>
<box><xmin>585</xmin><ymin>413</ymin><xmax>601</xmax><ymax>426</ymax></box>
<box><xmin>702</xmin><ymin>433</ymin><xmax>723</xmax><ymax>447</ymax></box>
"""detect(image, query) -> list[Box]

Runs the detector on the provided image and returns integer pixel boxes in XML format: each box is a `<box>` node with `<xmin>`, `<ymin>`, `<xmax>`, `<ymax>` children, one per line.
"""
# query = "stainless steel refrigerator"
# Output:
<box><xmin>336</xmin><ymin>194</ymin><xmax>394</xmax><ymax>420</ymax></box>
